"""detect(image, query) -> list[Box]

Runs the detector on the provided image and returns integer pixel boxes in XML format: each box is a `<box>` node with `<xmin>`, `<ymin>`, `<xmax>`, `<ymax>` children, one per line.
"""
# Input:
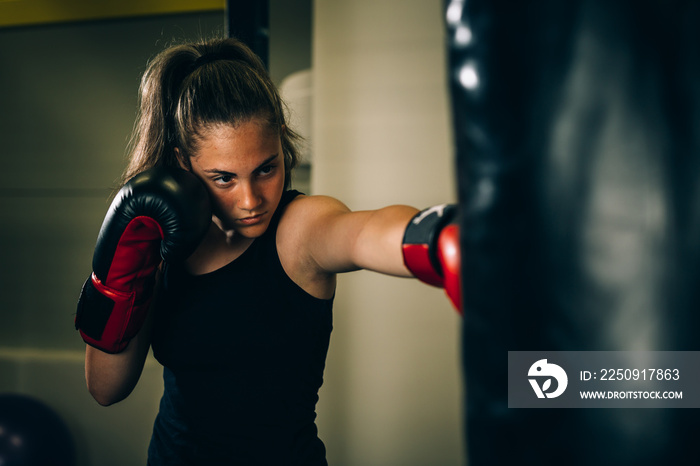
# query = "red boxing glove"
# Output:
<box><xmin>402</xmin><ymin>204</ymin><xmax>462</xmax><ymax>313</ymax></box>
<box><xmin>75</xmin><ymin>167</ymin><xmax>211</xmax><ymax>353</ymax></box>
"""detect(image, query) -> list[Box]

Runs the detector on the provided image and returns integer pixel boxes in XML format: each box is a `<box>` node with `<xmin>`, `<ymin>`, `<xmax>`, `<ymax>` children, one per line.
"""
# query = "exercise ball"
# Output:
<box><xmin>0</xmin><ymin>393</ymin><xmax>76</xmax><ymax>466</ymax></box>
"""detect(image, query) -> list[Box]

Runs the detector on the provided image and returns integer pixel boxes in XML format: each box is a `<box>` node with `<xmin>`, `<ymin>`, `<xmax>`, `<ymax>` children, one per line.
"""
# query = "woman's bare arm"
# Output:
<box><xmin>282</xmin><ymin>195</ymin><xmax>419</xmax><ymax>277</ymax></box>
<box><xmin>85</xmin><ymin>324</ymin><xmax>153</xmax><ymax>406</ymax></box>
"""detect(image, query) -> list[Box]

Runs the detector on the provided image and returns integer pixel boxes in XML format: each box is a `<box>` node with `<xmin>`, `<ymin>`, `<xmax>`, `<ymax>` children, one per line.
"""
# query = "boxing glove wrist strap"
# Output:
<box><xmin>402</xmin><ymin>204</ymin><xmax>457</xmax><ymax>287</ymax></box>
<box><xmin>75</xmin><ymin>272</ymin><xmax>154</xmax><ymax>354</ymax></box>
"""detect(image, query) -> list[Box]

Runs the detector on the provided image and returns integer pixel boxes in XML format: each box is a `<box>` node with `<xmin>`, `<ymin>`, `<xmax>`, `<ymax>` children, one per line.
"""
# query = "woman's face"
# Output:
<box><xmin>187</xmin><ymin>119</ymin><xmax>286</xmax><ymax>239</ymax></box>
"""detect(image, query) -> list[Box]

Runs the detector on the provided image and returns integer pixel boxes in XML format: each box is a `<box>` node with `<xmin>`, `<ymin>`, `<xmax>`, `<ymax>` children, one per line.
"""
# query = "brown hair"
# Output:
<box><xmin>123</xmin><ymin>37</ymin><xmax>300</xmax><ymax>189</ymax></box>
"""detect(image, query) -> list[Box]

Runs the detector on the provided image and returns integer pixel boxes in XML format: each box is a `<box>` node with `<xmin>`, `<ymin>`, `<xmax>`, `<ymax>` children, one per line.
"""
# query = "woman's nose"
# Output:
<box><xmin>238</xmin><ymin>181</ymin><xmax>262</xmax><ymax>211</ymax></box>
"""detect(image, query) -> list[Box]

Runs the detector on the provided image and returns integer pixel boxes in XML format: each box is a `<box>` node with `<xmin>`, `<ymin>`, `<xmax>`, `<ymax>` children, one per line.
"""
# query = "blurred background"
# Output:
<box><xmin>0</xmin><ymin>0</ymin><xmax>461</xmax><ymax>465</ymax></box>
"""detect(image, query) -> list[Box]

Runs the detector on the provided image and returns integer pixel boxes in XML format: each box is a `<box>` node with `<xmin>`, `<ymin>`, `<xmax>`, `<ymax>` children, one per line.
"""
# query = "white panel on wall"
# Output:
<box><xmin>280</xmin><ymin>69</ymin><xmax>313</xmax><ymax>163</ymax></box>
<box><xmin>280</xmin><ymin>69</ymin><xmax>313</xmax><ymax>194</ymax></box>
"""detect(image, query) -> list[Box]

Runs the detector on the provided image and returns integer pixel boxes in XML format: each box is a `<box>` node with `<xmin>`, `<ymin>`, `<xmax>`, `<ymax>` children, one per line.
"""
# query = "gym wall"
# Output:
<box><xmin>0</xmin><ymin>10</ymin><xmax>224</xmax><ymax>466</ymax></box>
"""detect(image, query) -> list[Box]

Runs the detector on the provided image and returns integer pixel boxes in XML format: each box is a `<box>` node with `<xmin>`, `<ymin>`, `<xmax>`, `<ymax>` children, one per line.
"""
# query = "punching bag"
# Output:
<box><xmin>448</xmin><ymin>0</ymin><xmax>700</xmax><ymax>464</ymax></box>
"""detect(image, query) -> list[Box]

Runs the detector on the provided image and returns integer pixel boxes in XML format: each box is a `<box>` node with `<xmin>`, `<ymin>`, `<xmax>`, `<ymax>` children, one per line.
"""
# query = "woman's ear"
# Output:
<box><xmin>174</xmin><ymin>148</ymin><xmax>191</xmax><ymax>171</ymax></box>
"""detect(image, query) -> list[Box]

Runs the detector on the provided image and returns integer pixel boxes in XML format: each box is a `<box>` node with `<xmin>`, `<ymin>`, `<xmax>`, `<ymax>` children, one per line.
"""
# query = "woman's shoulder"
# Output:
<box><xmin>275</xmin><ymin>194</ymin><xmax>346</xmax><ymax>299</ymax></box>
<box><xmin>279</xmin><ymin>194</ymin><xmax>351</xmax><ymax>232</ymax></box>
<box><xmin>276</xmin><ymin>194</ymin><xmax>351</xmax><ymax>265</ymax></box>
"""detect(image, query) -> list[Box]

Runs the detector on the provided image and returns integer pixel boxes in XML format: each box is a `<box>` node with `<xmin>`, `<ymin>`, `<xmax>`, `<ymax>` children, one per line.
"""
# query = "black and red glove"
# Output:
<box><xmin>75</xmin><ymin>166</ymin><xmax>211</xmax><ymax>353</ymax></box>
<box><xmin>402</xmin><ymin>204</ymin><xmax>462</xmax><ymax>313</ymax></box>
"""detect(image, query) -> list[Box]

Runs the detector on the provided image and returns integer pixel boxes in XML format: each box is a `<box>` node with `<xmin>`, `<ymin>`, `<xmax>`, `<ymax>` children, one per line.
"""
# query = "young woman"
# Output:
<box><xmin>76</xmin><ymin>37</ymin><xmax>459</xmax><ymax>465</ymax></box>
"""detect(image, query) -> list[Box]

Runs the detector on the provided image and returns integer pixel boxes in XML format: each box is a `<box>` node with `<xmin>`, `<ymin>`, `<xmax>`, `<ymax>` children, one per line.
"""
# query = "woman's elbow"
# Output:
<box><xmin>84</xmin><ymin>340</ymin><xmax>147</xmax><ymax>406</ymax></box>
<box><xmin>87</xmin><ymin>380</ymin><xmax>130</xmax><ymax>406</ymax></box>
<box><xmin>85</xmin><ymin>349</ymin><xmax>139</xmax><ymax>406</ymax></box>
<box><xmin>91</xmin><ymin>394</ymin><xmax>118</xmax><ymax>407</ymax></box>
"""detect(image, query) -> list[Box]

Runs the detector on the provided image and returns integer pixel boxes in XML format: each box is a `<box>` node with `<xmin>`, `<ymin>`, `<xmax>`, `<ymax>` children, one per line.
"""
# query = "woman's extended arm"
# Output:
<box><xmin>281</xmin><ymin>195</ymin><xmax>419</xmax><ymax>276</ymax></box>
<box><xmin>279</xmin><ymin>195</ymin><xmax>461</xmax><ymax>310</ymax></box>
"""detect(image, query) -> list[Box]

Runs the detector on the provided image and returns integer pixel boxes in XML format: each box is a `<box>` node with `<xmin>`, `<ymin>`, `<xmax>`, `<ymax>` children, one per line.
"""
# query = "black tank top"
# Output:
<box><xmin>148</xmin><ymin>190</ymin><xmax>333</xmax><ymax>465</ymax></box>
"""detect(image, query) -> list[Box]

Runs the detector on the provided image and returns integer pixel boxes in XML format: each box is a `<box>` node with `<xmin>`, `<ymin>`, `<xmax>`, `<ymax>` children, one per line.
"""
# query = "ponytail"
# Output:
<box><xmin>123</xmin><ymin>37</ymin><xmax>300</xmax><ymax>188</ymax></box>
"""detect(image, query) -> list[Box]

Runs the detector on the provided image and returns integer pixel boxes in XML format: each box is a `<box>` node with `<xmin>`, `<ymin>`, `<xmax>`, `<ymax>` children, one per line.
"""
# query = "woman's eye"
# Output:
<box><xmin>259</xmin><ymin>164</ymin><xmax>276</xmax><ymax>176</ymax></box>
<box><xmin>214</xmin><ymin>175</ymin><xmax>233</xmax><ymax>185</ymax></box>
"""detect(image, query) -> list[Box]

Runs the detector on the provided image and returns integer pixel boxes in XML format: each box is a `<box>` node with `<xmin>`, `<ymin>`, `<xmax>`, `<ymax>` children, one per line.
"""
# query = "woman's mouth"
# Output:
<box><xmin>238</xmin><ymin>213</ymin><xmax>266</xmax><ymax>225</ymax></box>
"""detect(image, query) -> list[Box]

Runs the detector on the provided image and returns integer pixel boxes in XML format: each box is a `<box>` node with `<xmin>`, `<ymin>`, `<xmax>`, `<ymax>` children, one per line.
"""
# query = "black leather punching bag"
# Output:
<box><xmin>447</xmin><ymin>0</ymin><xmax>700</xmax><ymax>464</ymax></box>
